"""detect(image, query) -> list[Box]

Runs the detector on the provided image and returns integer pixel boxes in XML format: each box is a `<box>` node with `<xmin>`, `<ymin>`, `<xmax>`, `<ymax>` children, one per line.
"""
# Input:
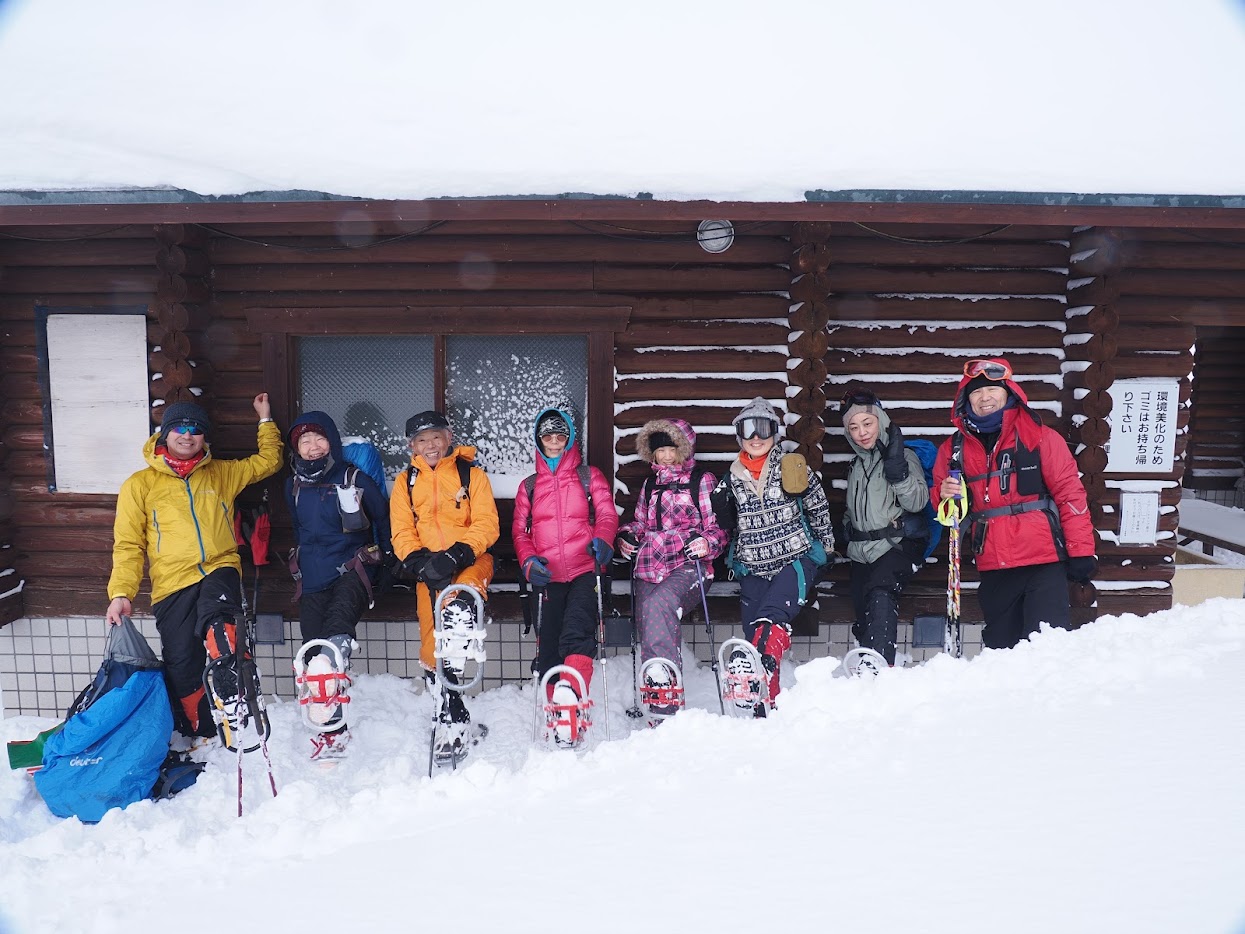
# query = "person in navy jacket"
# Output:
<box><xmin>285</xmin><ymin>411</ymin><xmax>391</xmax><ymax>755</ymax></box>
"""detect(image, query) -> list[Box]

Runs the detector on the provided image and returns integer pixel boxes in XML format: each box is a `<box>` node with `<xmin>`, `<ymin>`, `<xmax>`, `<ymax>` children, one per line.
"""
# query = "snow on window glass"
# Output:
<box><xmin>300</xmin><ymin>336</ymin><xmax>434</xmax><ymax>480</ymax></box>
<box><xmin>446</xmin><ymin>335</ymin><xmax>588</xmax><ymax>496</ymax></box>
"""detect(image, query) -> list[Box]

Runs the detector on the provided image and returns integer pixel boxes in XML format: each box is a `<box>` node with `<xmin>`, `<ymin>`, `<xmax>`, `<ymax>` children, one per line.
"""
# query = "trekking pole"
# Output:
<box><xmin>595</xmin><ymin>565</ymin><xmax>611</xmax><ymax>741</ymax></box>
<box><xmin>693</xmin><ymin>558</ymin><xmax>725</xmax><ymax>715</ymax></box>
<box><xmin>531</xmin><ymin>589</ymin><xmax>545</xmax><ymax>743</ymax></box>
<box><xmin>936</xmin><ymin>470</ymin><xmax>968</xmax><ymax>659</ymax></box>
<box><xmin>625</xmin><ymin>622</ymin><xmax>643</xmax><ymax>720</ymax></box>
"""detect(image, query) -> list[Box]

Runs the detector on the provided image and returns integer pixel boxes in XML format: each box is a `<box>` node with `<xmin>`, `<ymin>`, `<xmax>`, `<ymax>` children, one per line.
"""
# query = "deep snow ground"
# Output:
<box><xmin>2</xmin><ymin>601</ymin><xmax>1244</xmax><ymax>934</ymax></box>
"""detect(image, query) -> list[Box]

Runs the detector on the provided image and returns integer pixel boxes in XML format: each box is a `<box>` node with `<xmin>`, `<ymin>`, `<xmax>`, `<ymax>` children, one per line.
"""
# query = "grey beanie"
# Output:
<box><xmin>841</xmin><ymin>402</ymin><xmax>880</xmax><ymax>428</ymax></box>
<box><xmin>732</xmin><ymin>396</ymin><xmax>781</xmax><ymax>430</ymax></box>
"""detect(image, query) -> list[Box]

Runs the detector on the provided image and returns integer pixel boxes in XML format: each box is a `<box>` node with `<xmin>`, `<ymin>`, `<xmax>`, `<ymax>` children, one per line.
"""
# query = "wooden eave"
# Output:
<box><xmin>2</xmin><ymin>197</ymin><xmax>1245</xmax><ymax>229</ymax></box>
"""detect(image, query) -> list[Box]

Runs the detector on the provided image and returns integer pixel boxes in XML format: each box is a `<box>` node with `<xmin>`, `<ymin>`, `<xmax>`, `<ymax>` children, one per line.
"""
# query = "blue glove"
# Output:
<box><xmin>523</xmin><ymin>556</ymin><xmax>552</xmax><ymax>588</ymax></box>
<box><xmin>587</xmin><ymin>538</ymin><xmax>614</xmax><ymax>568</ymax></box>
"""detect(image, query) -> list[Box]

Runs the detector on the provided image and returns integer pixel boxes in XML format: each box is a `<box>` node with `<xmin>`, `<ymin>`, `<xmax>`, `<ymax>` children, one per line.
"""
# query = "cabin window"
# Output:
<box><xmin>37</xmin><ymin>308</ymin><xmax>150</xmax><ymax>494</ymax></box>
<box><xmin>297</xmin><ymin>334</ymin><xmax>588</xmax><ymax>497</ymax></box>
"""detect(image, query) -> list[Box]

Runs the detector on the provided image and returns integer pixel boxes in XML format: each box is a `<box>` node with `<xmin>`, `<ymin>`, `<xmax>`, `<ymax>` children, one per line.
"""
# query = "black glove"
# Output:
<box><xmin>883</xmin><ymin>423</ymin><xmax>909</xmax><ymax>484</ymax></box>
<box><xmin>683</xmin><ymin>535</ymin><xmax>708</xmax><ymax>560</ymax></box>
<box><xmin>419</xmin><ymin>549</ymin><xmax>464</xmax><ymax>593</ymax></box>
<box><xmin>397</xmin><ymin>548</ymin><xmax>432</xmax><ymax>582</ymax></box>
<box><xmin>615</xmin><ymin>530</ymin><xmax>640</xmax><ymax>562</ymax></box>
<box><xmin>375</xmin><ymin>551</ymin><xmax>397</xmax><ymax>593</ymax></box>
<box><xmin>1066</xmin><ymin>555</ymin><xmax>1098</xmax><ymax>583</ymax></box>
<box><xmin>709</xmin><ymin>478</ymin><xmax>737</xmax><ymax>533</ymax></box>
<box><xmin>447</xmin><ymin>541</ymin><xmax>476</xmax><ymax>571</ymax></box>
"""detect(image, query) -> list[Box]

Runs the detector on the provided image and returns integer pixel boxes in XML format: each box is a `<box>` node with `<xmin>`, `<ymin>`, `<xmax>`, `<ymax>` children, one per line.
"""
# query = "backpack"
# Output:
<box><xmin>521</xmin><ymin>464</ymin><xmax>595</xmax><ymax>534</ymax></box>
<box><xmin>342</xmin><ymin>438</ymin><xmax>387</xmax><ymax>492</ymax></box>
<box><xmin>637</xmin><ymin>464</ymin><xmax>715</xmax><ymax>528</ymax></box>
<box><xmin>904</xmin><ymin>439</ymin><xmax>942</xmax><ymax>561</ymax></box>
<box><xmin>33</xmin><ymin>618</ymin><xmax>173</xmax><ymax>823</ymax></box>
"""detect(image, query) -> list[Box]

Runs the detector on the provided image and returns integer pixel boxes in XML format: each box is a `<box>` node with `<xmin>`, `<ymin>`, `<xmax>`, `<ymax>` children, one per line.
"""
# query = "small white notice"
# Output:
<box><xmin>1105</xmin><ymin>378</ymin><xmax>1180</xmax><ymax>474</ymax></box>
<box><xmin>1119</xmin><ymin>491</ymin><xmax>1160</xmax><ymax>545</ymax></box>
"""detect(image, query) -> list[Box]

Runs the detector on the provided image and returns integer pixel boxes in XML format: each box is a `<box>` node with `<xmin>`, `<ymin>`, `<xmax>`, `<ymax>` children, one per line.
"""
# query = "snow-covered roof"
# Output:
<box><xmin>1</xmin><ymin>1</ymin><xmax>1244</xmax><ymax>205</ymax></box>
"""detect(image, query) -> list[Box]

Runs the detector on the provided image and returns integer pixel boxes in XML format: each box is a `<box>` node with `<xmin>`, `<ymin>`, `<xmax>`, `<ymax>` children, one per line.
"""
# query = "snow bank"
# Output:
<box><xmin>3</xmin><ymin>601</ymin><xmax>1244</xmax><ymax>934</ymax></box>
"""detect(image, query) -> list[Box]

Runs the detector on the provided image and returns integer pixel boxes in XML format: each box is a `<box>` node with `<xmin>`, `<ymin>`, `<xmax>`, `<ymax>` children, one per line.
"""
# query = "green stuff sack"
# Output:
<box><xmin>6</xmin><ymin>724</ymin><xmax>63</xmax><ymax>773</ymax></box>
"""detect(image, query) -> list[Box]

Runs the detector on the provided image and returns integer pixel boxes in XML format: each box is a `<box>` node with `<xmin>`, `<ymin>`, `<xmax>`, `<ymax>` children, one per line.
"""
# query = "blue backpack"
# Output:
<box><xmin>342</xmin><ymin>438</ymin><xmax>387</xmax><ymax>493</ymax></box>
<box><xmin>904</xmin><ymin>439</ymin><xmax>943</xmax><ymax>561</ymax></box>
<box><xmin>33</xmin><ymin>618</ymin><xmax>173</xmax><ymax>823</ymax></box>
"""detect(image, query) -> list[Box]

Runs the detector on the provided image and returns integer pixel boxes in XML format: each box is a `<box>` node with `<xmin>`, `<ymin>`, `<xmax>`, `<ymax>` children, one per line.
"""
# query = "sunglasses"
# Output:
<box><xmin>169</xmin><ymin>423</ymin><xmax>204</xmax><ymax>436</ymax></box>
<box><xmin>963</xmin><ymin>359</ymin><xmax>1013</xmax><ymax>381</ymax></box>
<box><xmin>736</xmin><ymin>417</ymin><xmax>778</xmax><ymax>441</ymax></box>
<box><xmin>840</xmin><ymin>388</ymin><xmax>882</xmax><ymax>409</ymax></box>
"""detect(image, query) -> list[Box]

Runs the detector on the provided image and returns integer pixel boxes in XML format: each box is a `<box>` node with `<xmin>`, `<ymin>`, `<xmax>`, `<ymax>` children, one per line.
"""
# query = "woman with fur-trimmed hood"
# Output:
<box><xmin>616</xmin><ymin>418</ymin><xmax>727</xmax><ymax>723</ymax></box>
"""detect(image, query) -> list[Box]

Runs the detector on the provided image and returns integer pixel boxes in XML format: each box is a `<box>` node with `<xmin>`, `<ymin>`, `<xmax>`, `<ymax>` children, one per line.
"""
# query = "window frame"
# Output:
<box><xmin>246</xmin><ymin>305</ymin><xmax>630</xmax><ymax>481</ymax></box>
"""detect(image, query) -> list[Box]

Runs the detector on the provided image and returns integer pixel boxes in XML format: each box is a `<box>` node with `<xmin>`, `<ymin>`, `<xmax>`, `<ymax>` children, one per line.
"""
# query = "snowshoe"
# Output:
<box><xmin>309</xmin><ymin>728</ymin><xmax>352</xmax><ymax>762</ymax></box>
<box><xmin>639</xmin><ymin>657</ymin><xmax>684</xmax><ymax>724</ymax></box>
<box><xmin>536</xmin><ymin>665</ymin><xmax>594</xmax><ymax>749</ymax></box>
<box><xmin>203</xmin><ymin>617</ymin><xmax>271</xmax><ymax>753</ymax></box>
<box><xmin>427</xmin><ymin>585</ymin><xmax>489</xmax><ymax>775</ymax></box>
<box><xmin>842</xmin><ymin>647</ymin><xmax>888</xmax><ymax>678</ymax></box>
<box><xmin>717</xmin><ymin>637</ymin><xmax>769</xmax><ymax>717</ymax></box>
<box><xmin>294</xmin><ymin>638</ymin><xmax>353</xmax><ymax>732</ymax></box>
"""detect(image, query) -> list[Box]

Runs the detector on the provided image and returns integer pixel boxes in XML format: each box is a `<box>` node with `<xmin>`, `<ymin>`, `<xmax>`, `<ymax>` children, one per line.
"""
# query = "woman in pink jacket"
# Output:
<box><xmin>616</xmin><ymin>418</ymin><xmax>727</xmax><ymax>719</ymax></box>
<box><xmin>512</xmin><ymin>404</ymin><xmax>618</xmax><ymax>705</ymax></box>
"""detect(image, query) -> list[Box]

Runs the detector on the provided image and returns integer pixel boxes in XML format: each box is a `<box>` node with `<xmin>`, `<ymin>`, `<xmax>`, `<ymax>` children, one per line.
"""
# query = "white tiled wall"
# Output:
<box><xmin>0</xmin><ymin>612</ymin><xmax>983</xmax><ymax>718</ymax></box>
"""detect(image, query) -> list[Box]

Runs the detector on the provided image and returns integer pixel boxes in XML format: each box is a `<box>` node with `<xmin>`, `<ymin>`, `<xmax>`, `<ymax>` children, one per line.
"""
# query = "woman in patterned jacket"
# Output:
<box><xmin>711</xmin><ymin>397</ymin><xmax>835</xmax><ymax>714</ymax></box>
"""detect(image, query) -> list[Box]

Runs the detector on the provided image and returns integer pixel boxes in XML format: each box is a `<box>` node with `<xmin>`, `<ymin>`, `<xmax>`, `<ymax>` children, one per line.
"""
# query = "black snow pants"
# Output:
<box><xmin>152</xmin><ymin>567</ymin><xmax>243</xmax><ymax>737</ymax></box>
<box><xmin>850</xmin><ymin>538</ymin><xmax>923</xmax><ymax>666</ymax></box>
<box><xmin>532</xmin><ymin>571</ymin><xmax>599</xmax><ymax>680</ymax></box>
<box><xmin>976</xmin><ymin>561</ymin><xmax>1070</xmax><ymax>650</ymax></box>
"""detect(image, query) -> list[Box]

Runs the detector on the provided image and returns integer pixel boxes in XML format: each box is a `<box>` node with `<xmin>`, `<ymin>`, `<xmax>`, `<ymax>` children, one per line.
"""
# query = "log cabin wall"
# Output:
<box><xmin>1186</xmin><ymin>329</ymin><xmax>1245</xmax><ymax>501</ymax></box>
<box><xmin>203</xmin><ymin>218</ymin><xmax>796</xmax><ymax>623</ymax></box>
<box><xmin>1068</xmin><ymin>226</ymin><xmax>1212</xmax><ymax>616</ymax></box>
<box><xmin>794</xmin><ymin>221</ymin><xmax>1076</xmax><ymax>634</ymax></box>
<box><xmin>0</xmin><ymin>225</ymin><xmax>160</xmax><ymax>622</ymax></box>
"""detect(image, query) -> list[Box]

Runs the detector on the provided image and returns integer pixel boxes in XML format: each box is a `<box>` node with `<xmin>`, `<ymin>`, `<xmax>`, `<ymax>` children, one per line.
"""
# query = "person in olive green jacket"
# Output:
<box><xmin>106</xmin><ymin>393</ymin><xmax>283</xmax><ymax>738</ymax></box>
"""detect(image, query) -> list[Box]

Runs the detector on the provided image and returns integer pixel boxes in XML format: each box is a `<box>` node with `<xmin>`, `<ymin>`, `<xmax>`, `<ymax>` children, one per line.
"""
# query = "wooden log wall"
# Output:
<box><xmin>4</xmin><ymin>216</ymin><xmax>1243</xmax><ymax>631</ymax></box>
<box><xmin>205</xmin><ymin>219</ymin><xmax>794</xmax><ymax>620</ymax></box>
<box><xmin>0</xmin><ymin>225</ymin><xmax>159</xmax><ymax>619</ymax></box>
<box><xmin>1068</xmin><ymin>226</ymin><xmax>1203</xmax><ymax>618</ymax></box>
<box><xmin>1185</xmin><ymin>326</ymin><xmax>1245</xmax><ymax>493</ymax></box>
<box><xmin>796</xmin><ymin>221</ymin><xmax>1075</xmax><ymax>622</ymax></box>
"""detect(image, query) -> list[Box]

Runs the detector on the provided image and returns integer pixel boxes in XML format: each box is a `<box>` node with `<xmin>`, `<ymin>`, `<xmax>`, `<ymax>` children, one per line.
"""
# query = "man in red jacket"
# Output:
<box><xmin>933</xmin><ymin>358</ymin><xmax>1097</xmax><ymax>650</ymax></box>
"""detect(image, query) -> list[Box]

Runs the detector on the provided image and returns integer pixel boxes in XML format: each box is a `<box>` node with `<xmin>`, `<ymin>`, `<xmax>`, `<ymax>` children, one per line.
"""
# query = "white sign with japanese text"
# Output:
<box><xmin>1105</xmin><ymin>378</ymin><xmax>1180</xmax><ymax>474</ymax></box>
<box><xmin>1118</xmin><ymin>491</ymin><xmax>1160</xmax><ymax>545</ymax></box>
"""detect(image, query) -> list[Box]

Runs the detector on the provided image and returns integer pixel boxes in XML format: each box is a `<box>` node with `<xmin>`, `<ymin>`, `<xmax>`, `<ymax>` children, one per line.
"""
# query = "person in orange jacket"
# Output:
<box><xmin>389</xmin><ymin>410</ymin><xmax>499</xmax><ymax>724</ymax></box>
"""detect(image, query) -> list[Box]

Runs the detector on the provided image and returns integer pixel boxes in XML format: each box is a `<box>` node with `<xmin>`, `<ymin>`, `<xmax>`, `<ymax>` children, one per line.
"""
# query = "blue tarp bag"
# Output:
<box><xmin>905</xmin><ymin>438</ymin><xmax>943</xmax><ymax>561</ymax></box>
<box><xmin>33</xmin><ymin>617</ymin><xmax>173</xmax><ymax>823</ymax></box>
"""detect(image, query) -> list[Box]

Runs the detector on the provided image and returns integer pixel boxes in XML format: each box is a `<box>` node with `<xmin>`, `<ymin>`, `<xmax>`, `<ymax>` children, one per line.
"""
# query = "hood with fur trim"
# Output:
<box><xmin>635</xmin><ymin>417</ymin><xmax>695</xmax><ymax>464</ymax></box>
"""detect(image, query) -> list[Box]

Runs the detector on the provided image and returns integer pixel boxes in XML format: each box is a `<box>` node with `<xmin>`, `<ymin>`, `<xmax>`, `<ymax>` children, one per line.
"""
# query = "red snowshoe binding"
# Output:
<box><xmin>717</xmin><ymin>637</ymin><xmax>770</xmax><ymax>718</ymax></box>
<box><xmin>639</xmin><ymin>656</ymin><xmax>684</xmax><ymax>725</ymax></box>
<box><xmin>294</xmin><ymin>638</ymin><xmax>354</xmax><ymax>759</ymax></box>
<box><xmin>536</xmin><ymin>665</ymin><xmax>594</xmax><ymax>749</ymax></box>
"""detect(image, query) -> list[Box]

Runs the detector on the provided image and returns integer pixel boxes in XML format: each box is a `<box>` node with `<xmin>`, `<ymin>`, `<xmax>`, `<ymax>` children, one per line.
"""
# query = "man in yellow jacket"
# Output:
<box><xmin>390</xmin><ymin>410</ymin><xmax>498</xmax><ymax>717</ymax></box>
<box><xmin>106</xmin><ymin>394</ymin><xmax>283</xmax><ymax>738</ymax></box>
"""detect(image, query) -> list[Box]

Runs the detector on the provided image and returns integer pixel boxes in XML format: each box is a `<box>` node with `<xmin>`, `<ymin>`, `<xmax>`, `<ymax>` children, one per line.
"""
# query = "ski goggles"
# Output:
<box><xmin>962</xmin><ymin>359</ymin><xmax>1013</xmax><ymax>382</ymax></box>
<box><xmin>840</xmin><ymin>388</ymin><xmax>882</xmax><ymax>409</ymax></box>
<box><xmin>167</xmin><ymin>422</ymin><xmax>204</xmax><ymax>436</ymax></box>
<box><xmin>735</xmin><ymin>417</ymin><xmax>779</xmax><ymax>441</ymax></box>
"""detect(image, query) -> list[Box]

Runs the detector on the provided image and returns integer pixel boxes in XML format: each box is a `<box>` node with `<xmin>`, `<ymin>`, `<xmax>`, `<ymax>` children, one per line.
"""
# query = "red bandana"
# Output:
<box><xmin>740</xmin><ymin>450</ymin><xmax>768</xmax><ymax>480</ymax></box>
<box><xmin>158</xmin><ymin>445</ymin><xmax>206</xmax><ymax>479</ymax></box>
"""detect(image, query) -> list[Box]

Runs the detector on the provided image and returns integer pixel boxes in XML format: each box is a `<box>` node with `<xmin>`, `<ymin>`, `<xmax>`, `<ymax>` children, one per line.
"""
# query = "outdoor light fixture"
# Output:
<box><xmin>697</xmin><ymin>219</ymin><xmax>734</xmax><ymax>254</ymax></box>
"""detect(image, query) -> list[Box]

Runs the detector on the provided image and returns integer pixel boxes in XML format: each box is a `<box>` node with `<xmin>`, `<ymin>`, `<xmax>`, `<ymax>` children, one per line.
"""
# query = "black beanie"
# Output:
<box><xmin>647</xmin><ymin>431</ymin><xmax>675</xmax><ymax>450</ymax></box>
<box><xmin>964</xmin><ymin>374</ymin><xmax>1009</xmax><ymax>396</ymax></box>
<box><xmin>159</xmin><ymin>402</ymin><xmax>211</xmax><ymax>444</ymax></box>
